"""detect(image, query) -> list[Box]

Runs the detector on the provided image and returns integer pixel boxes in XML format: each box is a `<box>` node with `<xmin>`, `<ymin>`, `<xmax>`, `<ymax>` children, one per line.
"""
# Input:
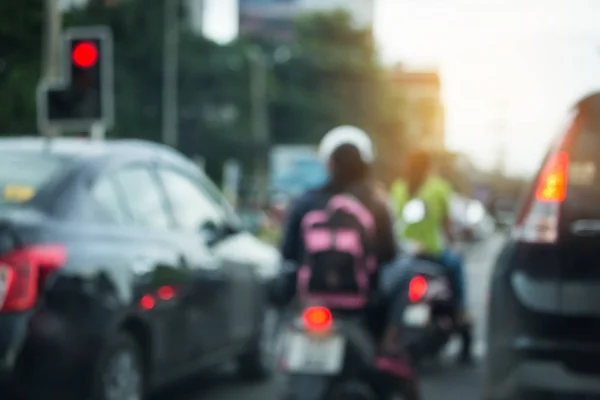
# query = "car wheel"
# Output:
<box><xmin>237</xmin><ymin>307</ymin><xmax>277</xmax><ymax>381</ymax></box>
<box><xmin>91</xmin><ymin>332</ymin><xmax>144</xmax><ymax>400</ymax></box>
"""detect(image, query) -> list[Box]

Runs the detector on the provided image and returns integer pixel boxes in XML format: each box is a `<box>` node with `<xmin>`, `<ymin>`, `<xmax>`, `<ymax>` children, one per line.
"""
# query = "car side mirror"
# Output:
<box><xmin>199</xmin><ymin>220</ymin><xmax>220</xmax><ymax>246</ymax></box>
<box><xmin>225</xmin><ymin>216</ymin><xmax>243</xmax><ymax>235</ymax></box>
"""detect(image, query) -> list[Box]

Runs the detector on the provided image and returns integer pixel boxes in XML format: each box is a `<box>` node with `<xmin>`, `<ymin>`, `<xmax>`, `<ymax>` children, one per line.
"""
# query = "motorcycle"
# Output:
<box><xmin>395</xmin><ymin>198</ymin><xmax>461</xmax><ymax>364</ymax></box>
<box><xmin>397</xmin><ymin>260</ymin><xmax>459</xmax><ymax>364</ymax></box>
<box><xmin>277</xmin><ymin>305</ymin><xmax>413</xmax><ymax>400</ymax></box>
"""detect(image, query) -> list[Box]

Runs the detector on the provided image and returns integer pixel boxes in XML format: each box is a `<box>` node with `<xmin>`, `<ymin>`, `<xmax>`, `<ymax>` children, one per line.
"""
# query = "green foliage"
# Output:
<box><xmin>0</xmin><ymin>0</ymin><xmax>43</xmax><ymax>134</ymax></box>
<box><xmin>270</xmin><ymin>10</ymin><xmax>382</xmax><ymax>144</ymax></box>
<box><xmin>269</xmin><ymin>10</ymin><xmax>404</xmax><ymax>180</ymax></box>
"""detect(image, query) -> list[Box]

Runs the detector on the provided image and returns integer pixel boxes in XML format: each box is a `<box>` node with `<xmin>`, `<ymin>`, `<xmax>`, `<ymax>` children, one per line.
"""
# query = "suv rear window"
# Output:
<box><xmin>0</xmin><ymin>152</ymin><xmax>68</xmax><ymax>204</ymax></box>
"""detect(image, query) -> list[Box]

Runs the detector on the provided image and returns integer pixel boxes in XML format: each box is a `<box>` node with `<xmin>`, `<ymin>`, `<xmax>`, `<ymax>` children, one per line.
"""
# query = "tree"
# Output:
<box><xmin>268</xmin><ymin>10</ymin><xmax>378</xmax><ymax>143</ymax></box>
<box><xmin>267</xmin><ymin>10</ymin><xmax>405</xmax><ymax>180</ymax></box>
<box><xmin>0</xmin><ymin>0</ymin><xmax>44</xmax><ymax>134</ymax></box>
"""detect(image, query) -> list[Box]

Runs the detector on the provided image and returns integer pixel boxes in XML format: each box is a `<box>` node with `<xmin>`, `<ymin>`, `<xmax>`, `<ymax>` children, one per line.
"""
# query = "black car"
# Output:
<box><xmin>0</xmin><ymin>137</ymin><xmax>279</xmax><ymax>400</ymax></box>
<box><xmin>485</xmin><ymin>92</ymin><xmax>600</xmax><ymax>399</ymax></box>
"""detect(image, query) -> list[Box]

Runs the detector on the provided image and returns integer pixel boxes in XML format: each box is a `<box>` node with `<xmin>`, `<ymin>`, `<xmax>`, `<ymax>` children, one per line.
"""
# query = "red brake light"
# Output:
<box><xmin>140</xmin><ymin>295</ymin><xmax>155</xmax><ymax>310</ymax></box>
<box><xmin>535</xmin><ymin>151</ymin><xmax>569</xmax><ymax>202</ymax></box>
<box><xmin>408</xmin><ymin>276</ymin><xmax>427</xmax><ymax>303</ymax></box>
<box><xmin>157</xmin><ymin>285</ymin><xmax>174</xmax><ymax>300</ymax></box>
<box><xmin>302</xmin><ymin>306</ymin><xmax>333</xmax><ymax>331</ymax></box>
<box><xmin>0</xmin><ymin>245</ymin><xmax>67</xmax><ymax>312</ymax></box>
<box><xmin>515</xmin><ymin>150</ymin><xmax>570</xmax><ymax>243</ymax></box>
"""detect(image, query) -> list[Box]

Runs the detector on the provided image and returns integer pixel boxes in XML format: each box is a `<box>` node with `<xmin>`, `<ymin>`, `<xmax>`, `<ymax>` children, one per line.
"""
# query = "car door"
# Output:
<box><xmin>92</xmin><ymin>164</ymin><xmax>193</xmax><ymax>369</ymax></box>
<box><xmin>158</xmin><ymin>166</ymin><xmax>244</xmax><ymax>356</ymax></box>
<box><xmin>193</xmin><ymin>174</ymin><xmax>260</xmax><ymax>345</ymax></box>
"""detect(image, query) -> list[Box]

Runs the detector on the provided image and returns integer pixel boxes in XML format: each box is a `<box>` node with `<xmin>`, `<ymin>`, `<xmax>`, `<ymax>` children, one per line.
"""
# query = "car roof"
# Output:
<box><xmin>0</xmin><ymin>137</ymin><xmax>200</xmax><ymax>173</ymax></box>
<box><xmin>0</xmin><ymin>136</ymin><xmax>178</xmax><ymax>158</ymax></box>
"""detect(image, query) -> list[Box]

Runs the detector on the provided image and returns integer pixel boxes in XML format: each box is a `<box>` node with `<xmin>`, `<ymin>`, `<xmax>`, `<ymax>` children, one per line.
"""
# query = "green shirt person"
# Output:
<box><xmin>391</xmin><ymin>174</ymin><xmax>453</xmax><ymax>254</ymax></box>
<box><xmin>391</xmin><ymin>149</ymin><xmax>473</xmax><ymax>363</ymax></box>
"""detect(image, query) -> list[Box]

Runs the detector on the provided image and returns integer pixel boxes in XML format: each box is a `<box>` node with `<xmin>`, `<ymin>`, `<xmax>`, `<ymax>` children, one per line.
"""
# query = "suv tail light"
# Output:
<box><xmin>514</xmin><ymin>151</ymin><xmax>569</xmax><ymax>244</ymax></box>
<box><xmin>513</xmin><ymin>111</ymin><xmax>578</xmax><ymax>245</ymax></box>
<box><xmin>0</xmin><ymin>245</ymin><xmax>67</xmax><ymax>312</ymax></box>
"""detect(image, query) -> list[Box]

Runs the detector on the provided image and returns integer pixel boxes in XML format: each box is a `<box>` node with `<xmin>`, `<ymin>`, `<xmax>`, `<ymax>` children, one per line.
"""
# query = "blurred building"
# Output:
<box><xmin>58</xmin><ymin>0</ymin><xmax>88</xmax><ymax>10</ymax></box>
<box><xmin>391</xmin><ymin>66</ymin><xmax>445</xmax><ymax>151</ymax></box>
<box><xmin>59</xmin><ymin>0</ymin><xmax>121</xmax><ymax>10</ymax></box>
<box><xmin>297</xmin><ymin>0</ymin><xmax>374</xmax><ymax>29</ymax></box>
<box><xmin>239</xmin><ymin>0</ymin><xmax>374</xmax><ymax>41</ymax></box>
<box><xmin>186</xmin><ymin>0</ymin><xmax>205</xmax><ymax>35</ymax></box>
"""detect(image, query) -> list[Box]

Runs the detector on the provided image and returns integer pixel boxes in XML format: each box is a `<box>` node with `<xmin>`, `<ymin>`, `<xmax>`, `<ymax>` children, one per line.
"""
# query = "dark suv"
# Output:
<box><xmin>0</xmin><ymin>138</ymin><xmax>278</xmax><ymax>400</ymax></box>
<box><xmin>485</xmin><ymin>92</ymin><xmax>600</xmax><ymax>399</ymax></box>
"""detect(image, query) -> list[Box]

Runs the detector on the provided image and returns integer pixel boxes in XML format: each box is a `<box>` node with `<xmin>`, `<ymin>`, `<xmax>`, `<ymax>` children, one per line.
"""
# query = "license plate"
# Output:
<box><xmin>403</xmin><ymin>304</ymin><xmax>430</xmax><ymax>327</ymax></box>
<box><xmin>281</xmin><ymin>332</ymin><xmax>346</xmax><ymax>375</ymax></box>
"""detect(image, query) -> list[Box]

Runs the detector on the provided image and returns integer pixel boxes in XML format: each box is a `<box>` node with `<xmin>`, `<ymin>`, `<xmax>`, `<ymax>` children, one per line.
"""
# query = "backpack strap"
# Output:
<box><xmin>327</xmin><ymin>194</ymin><xmax>375</xmax><ymax>236</ymax></box>
<box><xmin>327</xmin><ymin>193</ymin><xmax>377</xmax><ymax>274</ymax></box>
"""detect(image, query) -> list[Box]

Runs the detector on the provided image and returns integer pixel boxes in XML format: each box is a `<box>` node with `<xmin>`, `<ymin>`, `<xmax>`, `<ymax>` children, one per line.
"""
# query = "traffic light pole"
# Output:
<box><xmin>41</xmin><ymin>0</ymin><xmax>62</xmax><ymax>137</ymax></box>
<box><xmin>90</xmin><ymin>123</ymin><xmax>105</xmax><ymax>140</ymax></box>
<box><xmin>42</xmin><ymin>0</ymin><xmax>62</xmax><ymax>82</ymax></box>
<box><xmin>162</xmin><ymin>0</ymin><xmax>180</xmax><ymax>148</ymax></box>
<box><xmin>247</xmin><ymin>46</ymin><xmax>270</xmax><ymax>208</ymax></box>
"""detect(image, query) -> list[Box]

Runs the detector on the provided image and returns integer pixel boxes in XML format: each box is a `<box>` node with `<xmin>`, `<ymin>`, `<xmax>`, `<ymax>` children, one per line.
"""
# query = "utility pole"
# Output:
<box><xmin>162</xmin><ymin>0</ymin><xmax>180</xmax><ymax>148</ymax></box>
<box><xmin>42</xmin><ymin>0</ymin><xmax>62</xmax><ymax>137</ymax></box>
<box><xmin>247</xmin><ymin>45</ymin><xmax>270</xmax><ymax>207</ymax></box>
<box><xmin>493</xmin><ymin>100</ymin><xmax>507</xmax><ymax>175</ymax></box>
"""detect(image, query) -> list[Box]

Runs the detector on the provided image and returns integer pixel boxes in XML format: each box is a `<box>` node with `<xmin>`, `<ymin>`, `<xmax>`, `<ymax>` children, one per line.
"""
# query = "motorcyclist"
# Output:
<box><xmin>390</xmin><ymin>148</ymin><xmax>474</xmax><ymax>364</ymax></box>
<box><xmin>272</xmin><ymin>126</ymin><xmax>421</xmax><ymax>399</ymax></box>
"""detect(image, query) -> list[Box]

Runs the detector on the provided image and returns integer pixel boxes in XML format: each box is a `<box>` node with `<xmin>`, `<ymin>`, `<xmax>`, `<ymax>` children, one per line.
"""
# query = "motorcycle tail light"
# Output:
<box><xmin>408</xmin><ymin>276</ymin><xmax>427</xmax><ymax>303</ymax></box>
<box><xmin>303</xmin><ymin>306</ymin><xmax>333</xmax><ymax>331</ymax></box>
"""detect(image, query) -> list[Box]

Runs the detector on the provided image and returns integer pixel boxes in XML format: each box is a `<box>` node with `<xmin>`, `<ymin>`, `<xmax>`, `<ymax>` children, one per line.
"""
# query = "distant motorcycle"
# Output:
<box><xmin>277</xmin><ymin>305</ymin><xmax>414</xmax><ymax>400</ymax></box>
<box><xmin>394</xmin><ymin>199</ymin><xmax>461</xmax><ymax>364</ymax></box>
<box><xmin>396</xmin><ymin>259</ymin><xmax>458</xmax><ymax>364</ymax></box>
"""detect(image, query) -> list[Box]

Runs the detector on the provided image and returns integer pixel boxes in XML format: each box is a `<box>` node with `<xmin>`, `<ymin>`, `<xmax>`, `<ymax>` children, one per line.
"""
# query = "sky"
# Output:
<box><xmin>203</xmin><ymin>0</ymin><xmax>600</xmax><ymax>177</ymax></box>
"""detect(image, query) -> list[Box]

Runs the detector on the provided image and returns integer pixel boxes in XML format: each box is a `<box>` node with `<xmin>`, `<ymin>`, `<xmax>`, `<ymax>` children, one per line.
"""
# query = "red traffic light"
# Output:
<box><xmin>72</xmin><ymin>42</ymin><xmax>98</xmax><ymax>68</ymax></box>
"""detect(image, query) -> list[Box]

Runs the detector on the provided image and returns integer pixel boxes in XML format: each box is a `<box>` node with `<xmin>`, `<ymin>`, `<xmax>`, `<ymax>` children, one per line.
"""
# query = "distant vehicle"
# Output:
<box><xmin>485</xmin><ymin>93</ymin><xmax>600</xmax><ymax>399</ymax></box>
<box><xmin>489</xmin><ymin>196</ymin><xmax>517</xmax><ymax>229</ymax></box>
<box><xmin>450</xmin><ymin>195</ymin><xmax>494</xmax><ymax>241</ymax></box>
<box><xmin>0</xmin><ymin>138</ymin><xmax>279</xmax><ymax>400</ymax></box>
<box><xmin>396</xmin><ymin>256</ymin><xmax>457</xmax><ymax>365</ymax></box>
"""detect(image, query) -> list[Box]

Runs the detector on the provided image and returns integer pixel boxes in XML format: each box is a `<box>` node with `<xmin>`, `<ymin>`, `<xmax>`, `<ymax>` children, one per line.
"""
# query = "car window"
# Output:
<box><xmin>114</xmin><ymin>167</ymin><xmax>170</xmax><ymax>229</ymax></box>
<box><xmin>0</xmin><ymin>151</ymin><xmax>70</xmax><ymax>204</ymax></box>
<box><xmin>158</xmin><ymin>168</ymin><xmax>225</xmax><ymax>231</ymax></box>
<box><xmin>91</xmin><ymin>176</ymin><xmax>128</xmax><ymax>224</ymax></box>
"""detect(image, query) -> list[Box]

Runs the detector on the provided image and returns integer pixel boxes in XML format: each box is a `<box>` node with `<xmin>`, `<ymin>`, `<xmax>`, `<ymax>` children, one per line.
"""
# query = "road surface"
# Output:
<box><xmin>155</xmin><ymin>234</ymin><xmax>505</xmax><ymax>400</ymax></box>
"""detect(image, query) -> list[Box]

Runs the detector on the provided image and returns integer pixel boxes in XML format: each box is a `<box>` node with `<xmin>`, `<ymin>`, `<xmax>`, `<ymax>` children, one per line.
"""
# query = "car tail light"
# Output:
<box><xmin>0</xmin><ymin>245</ymin><xmax>67</xmax><ymax>312</ymax></box>
<box><xmin>514</xmin><ymin>150</ymin><xmax>570</xmax><ymax>244</ymax></box>
<box><xmin>408</xmin><ymin>276</ymin><xmax>427</xmax><ymax>303</ymax></box>
<box><xmin>302</xmin><ymin>306</ymin><xmax>333</xmax><ymax>331</ymax></box>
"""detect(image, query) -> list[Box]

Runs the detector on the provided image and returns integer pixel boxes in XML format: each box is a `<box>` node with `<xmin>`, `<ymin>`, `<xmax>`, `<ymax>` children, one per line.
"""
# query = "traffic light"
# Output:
<box><xmin>38</xmin><ymin>26</ymin><xmax>114</xmax><ymax>133</ymax></box>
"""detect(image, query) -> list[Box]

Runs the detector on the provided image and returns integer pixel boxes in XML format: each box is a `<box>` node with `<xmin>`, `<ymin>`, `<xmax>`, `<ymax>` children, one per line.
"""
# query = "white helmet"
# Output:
<box><xmin>318</xmin><ymin>125</ymin><xmax>374</xmax><ymax>164</ymax></box>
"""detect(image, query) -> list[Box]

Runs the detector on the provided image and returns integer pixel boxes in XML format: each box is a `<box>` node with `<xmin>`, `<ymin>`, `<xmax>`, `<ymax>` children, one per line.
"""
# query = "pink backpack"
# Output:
<box><xmin>297</xmin><ymin>194</ymin><xmax>377</xmax><ymax>309</ymax></box>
